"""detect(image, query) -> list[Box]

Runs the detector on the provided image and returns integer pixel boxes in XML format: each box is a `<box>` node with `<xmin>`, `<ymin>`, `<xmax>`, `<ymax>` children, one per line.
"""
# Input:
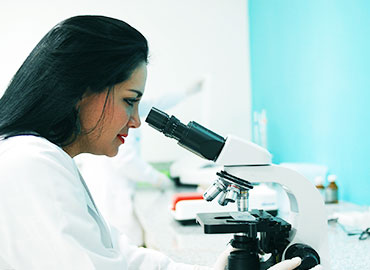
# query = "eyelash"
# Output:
<box><xmin>124</xmin><ymin>98</ymin><xmax>139</xmax><ymax>107</ymax></box>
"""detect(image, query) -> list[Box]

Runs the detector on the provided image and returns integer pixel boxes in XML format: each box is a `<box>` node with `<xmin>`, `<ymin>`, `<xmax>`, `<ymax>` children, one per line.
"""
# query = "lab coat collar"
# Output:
<box><xmin>77</xmin><ymin>171</ymin><xmax>113</xmax><ymax>248</ymax></box>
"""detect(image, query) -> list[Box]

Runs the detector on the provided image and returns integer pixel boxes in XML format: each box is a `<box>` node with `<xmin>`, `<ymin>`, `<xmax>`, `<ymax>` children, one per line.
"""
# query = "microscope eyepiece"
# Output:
<box><xmin>145</xmin><ymin>107</ymin><xmax>226</xmax><ymax>161</ymax></box>
<box><xmin>145</xmin><ymin>107</ymin><xmax>188</xmax><ymax>141</ymax></box>
<box><xmin>145</xmin><ymin>107</ymin><xmax>170</xmax><ymax>133</ymax></box>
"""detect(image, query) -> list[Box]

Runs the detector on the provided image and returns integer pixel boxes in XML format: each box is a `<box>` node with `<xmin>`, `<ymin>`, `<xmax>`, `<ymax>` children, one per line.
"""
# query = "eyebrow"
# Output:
<box><xmin>128</xmin><ymin>89</ymin><xmax>143</xmax><ymax>98</ymax></box>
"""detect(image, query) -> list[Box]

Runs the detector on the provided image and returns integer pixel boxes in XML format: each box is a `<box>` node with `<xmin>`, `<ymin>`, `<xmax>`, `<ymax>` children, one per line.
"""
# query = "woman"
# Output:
<box><xmin>75</xmin><ymin>81</ymin><xmax>202</xmax><ymax>247</ymax></box>
<box><xmin>0</xmin><ymin>15</ymin><xmax>318</xmax><ymax>270</ymax></box>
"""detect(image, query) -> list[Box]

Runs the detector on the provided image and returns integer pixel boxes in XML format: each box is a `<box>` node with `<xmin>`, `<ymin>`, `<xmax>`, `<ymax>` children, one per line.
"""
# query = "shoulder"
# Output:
<box><xmin>1</xmin><ymin>135</ymin><xmax>71</xmax><ymax>160</ymax></box>
<box><xmin>0</xmin><ymin>135</ymin><xmax>86</xmax><ymax>209</ymax></box>
<box><xmin>1</xmin><ymin>134</ymin><xmax>60</xmax><ymax>150</ymax></box>
<box><xmin>0</xmin><ymin>135</ymin><xmax>79</xmax><ymax>180</ymax></box>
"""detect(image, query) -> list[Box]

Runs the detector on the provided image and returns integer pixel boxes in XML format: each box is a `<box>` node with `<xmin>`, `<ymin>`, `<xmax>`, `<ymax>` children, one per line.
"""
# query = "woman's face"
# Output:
<box><xmin>66</xmin><ymin>63</ymin><xmax>147</xmax><ymax>157</ymax></box>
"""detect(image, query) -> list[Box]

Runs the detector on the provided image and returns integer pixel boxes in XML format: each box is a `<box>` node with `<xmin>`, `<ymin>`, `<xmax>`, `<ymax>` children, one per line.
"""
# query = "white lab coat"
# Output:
<box><xmin>74</xmin><ymin>137</ymin><xmax>155</xmax><ymax>247</ymax></box>
<box><xmin>75</xmin><ymin>91</ymin><xmax>187</xmax><ymax>246</ymax></box>
<box><xmin>0</xmin><ymin>135</ymin><xmax>203</xmax><ymax>270</ymax></box>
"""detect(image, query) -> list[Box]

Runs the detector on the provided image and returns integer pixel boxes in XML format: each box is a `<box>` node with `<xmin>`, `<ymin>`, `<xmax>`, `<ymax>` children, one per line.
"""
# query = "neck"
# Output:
<box><xmin>62</xmin><ymin>141</ymin><xmax>81</xmax><ymax>158</ymax></box>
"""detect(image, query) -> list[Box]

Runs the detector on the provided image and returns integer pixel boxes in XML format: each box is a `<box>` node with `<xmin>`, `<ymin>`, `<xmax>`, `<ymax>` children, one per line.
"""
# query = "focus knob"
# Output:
<box><xmin>285</xmin><ymin>243</ymin><xmax>320</xmax><ymax>270</ymax></box>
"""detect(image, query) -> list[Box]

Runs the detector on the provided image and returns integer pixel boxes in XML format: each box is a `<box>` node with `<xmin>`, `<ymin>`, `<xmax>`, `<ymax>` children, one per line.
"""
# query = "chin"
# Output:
<box><xmin>105</xmin><ymin>149</ymin><xmax>119</xmax><ymax>157</ymax></box>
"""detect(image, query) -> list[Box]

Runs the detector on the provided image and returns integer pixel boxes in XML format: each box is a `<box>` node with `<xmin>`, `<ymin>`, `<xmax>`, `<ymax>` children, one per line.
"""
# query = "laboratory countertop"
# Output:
<box><xmin>133</xmin><ymin>187</ymin><xmax>370</xmax><ymax>269</ymax></box>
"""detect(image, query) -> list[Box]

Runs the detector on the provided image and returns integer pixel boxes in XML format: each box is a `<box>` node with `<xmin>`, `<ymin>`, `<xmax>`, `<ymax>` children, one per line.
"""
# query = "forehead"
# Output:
<box><xmin>114</xmin><ymin>63</ymin><xmax>147</xmax><ymax>95</ymax></box>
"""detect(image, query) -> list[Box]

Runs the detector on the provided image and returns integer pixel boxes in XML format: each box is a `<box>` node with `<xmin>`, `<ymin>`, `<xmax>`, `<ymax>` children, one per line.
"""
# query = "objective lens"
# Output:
<box><xmin>203</xmin><ymin>179</ymin><xmax>227</xmax><ymax>201</ymax></box>
<box><xmin>237</xmin><ymin>191</ymin><xmax>249</xmax><ymax>212</ymax></box>
<box><xmin>218</xmin><ymin>191</ymin><xmax>228</xmax><ymax>206</ymax></box>
<box><xmin>224</xmin><ymin>185</ymin><xmax>240</xmax><ymax>203</ymax></box>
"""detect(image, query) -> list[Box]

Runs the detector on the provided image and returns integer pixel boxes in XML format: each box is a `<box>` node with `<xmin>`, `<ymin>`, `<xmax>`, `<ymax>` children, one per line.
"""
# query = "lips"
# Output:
<box><xmin>117</xmin><ymin>133</ymin><xmax>128</xmax><ymax>144</ymax></box>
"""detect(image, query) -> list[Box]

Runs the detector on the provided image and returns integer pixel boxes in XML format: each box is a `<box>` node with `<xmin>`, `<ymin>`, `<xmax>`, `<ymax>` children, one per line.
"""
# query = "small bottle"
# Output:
<box><xmin>314</xmin><ymin>176</ymin><xmax>325</xmax><ymax>200</ymax></box>
<box><xmin>325</xmin><ymin>174</ymin><xmax>338</xmax><ymax>204</ymax></box>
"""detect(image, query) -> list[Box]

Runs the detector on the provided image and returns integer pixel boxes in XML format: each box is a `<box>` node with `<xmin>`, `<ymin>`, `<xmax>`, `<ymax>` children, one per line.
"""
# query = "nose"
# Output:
<box><xmin>128</xmin><ymin>109</ymin><xmax>141</xmax><ymax>129</ymax></box>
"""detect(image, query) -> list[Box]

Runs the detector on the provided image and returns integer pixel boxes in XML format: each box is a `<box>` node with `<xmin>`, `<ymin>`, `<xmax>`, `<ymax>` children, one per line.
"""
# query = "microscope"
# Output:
<box><xmin>146</xmin><ymin>108</ymin><xmax>329</xmax><ymax>270</ymax></box>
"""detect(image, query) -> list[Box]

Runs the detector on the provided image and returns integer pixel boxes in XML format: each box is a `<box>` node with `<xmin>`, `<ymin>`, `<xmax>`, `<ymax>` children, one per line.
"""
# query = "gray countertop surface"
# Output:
<box><xmin>134</xmin><ymin>187</ymin><xmax>370</xmax><ymax>269</ymax></box>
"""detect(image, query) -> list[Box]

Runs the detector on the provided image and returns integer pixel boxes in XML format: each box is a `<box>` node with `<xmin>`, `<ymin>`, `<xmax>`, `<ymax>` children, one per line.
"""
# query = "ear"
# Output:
<box><xmin>76</xmin><ymin>90</ymin><xmax>94</xmax><ymax>110</ymax></box>
<box><xmin>75</xmin><ymin>98</ymin><xmax>82</xmax><ymax>111</ymax></box>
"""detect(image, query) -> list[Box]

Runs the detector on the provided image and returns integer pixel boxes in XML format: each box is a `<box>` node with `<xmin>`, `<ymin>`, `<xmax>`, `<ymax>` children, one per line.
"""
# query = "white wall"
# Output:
<box><xmin>0</xmin><ymin>0</ymin><xmax>252</xmax><ymax>162</ymax></box>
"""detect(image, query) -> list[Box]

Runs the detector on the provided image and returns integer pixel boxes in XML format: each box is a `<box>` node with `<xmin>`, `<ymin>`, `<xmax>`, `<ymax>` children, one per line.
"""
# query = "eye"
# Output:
<box><xmin>124</xmin><ymin>98</ymin><xmax>138</xmax><ymax>107</ymax></box>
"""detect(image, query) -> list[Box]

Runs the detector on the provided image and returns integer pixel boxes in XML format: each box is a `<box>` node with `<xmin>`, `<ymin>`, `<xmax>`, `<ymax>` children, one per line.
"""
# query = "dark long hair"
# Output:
<box><xmin>0</xmin><ymin>15</ymin><xmax>148</xmax><ymax>146</ymax></box>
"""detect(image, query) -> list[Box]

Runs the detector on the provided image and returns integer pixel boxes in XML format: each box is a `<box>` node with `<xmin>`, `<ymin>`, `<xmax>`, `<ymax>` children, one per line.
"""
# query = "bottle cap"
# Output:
<box><xmin>328</xmin><ymin>174</ymin><xmax>337</xmax><ymax>182</ymax></box>
<box><xmin>314</xmin><ymin>176</ymin><xmax>324</xmax><ymax>185</ymax></box>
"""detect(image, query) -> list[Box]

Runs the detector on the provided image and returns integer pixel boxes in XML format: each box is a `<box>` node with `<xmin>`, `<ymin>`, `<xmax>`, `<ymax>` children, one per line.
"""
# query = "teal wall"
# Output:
<box><xmin>248</xmin><ymin>0</ymin><xmax>370</xmax><ymax>205</ymax></box>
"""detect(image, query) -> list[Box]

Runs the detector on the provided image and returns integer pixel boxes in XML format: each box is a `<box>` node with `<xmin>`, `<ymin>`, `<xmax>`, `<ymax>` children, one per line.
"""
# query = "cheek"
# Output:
<box><xmin>80</xmin><ymin>101</ymin><xmax>106</xmax><ymax>130</ymax></box>
<box><xmin>79</xmin><ymin>92</ymin><xmax>113</xmax><ymax>133</ymax></box>
<box><xmin>113</xmin><ymin>105</ymin><xmax>132</xmax><ymax>127</ymax></box>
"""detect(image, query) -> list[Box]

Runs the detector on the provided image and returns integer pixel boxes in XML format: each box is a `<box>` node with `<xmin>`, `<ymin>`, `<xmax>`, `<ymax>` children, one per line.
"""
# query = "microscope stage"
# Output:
<box><xmin>196</xmin><ymin>210</ymin><xmax>291</xmax><ymax>236</ymax></box>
